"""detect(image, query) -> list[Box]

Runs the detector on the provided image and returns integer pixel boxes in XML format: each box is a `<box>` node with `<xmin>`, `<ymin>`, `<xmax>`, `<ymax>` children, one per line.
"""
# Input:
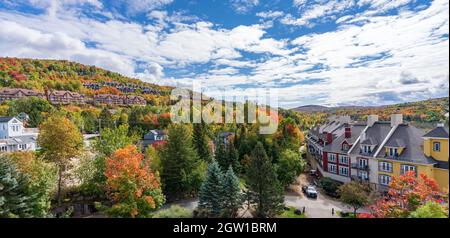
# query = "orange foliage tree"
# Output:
<box><xmin>104</xmin><ymin>145</ymin><xmax>165</xmax><ymax>218</ymax></box>
<box><xmin>365</xmin><ymin>171</ymin><xmax>448</xmax><ymax>218</ymax></box>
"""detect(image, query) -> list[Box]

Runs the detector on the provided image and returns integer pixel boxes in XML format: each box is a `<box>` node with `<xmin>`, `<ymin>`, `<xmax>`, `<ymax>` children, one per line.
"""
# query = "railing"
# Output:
<box><xmin>351</xmin><ymin>163</ymin><xmax>370</xmax><ymax>171</ymax></box>
<box><xmin>351</xmin><ymin>175</ymin><xmax>369</xmax><ymax>182</ymax></box>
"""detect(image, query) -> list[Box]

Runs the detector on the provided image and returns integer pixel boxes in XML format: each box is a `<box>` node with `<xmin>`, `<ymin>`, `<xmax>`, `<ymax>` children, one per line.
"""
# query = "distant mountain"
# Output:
<box><xmin>292</xmin><ymin>105</ymin><xmax>330</xmax><ymax>113</ymax></box>
<box><xmin>291</xmin><ymin>97</ymin><xmax>449</xmax><ymax>126</ymax></box>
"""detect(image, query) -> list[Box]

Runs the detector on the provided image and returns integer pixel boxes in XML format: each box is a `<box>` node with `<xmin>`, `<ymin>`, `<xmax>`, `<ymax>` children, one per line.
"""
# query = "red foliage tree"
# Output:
<box><xmin>104</xmin><ymin>145</ymin><xmax>165</xmax><ymax>217</ymax></box>
<box><xmin>368</xmin><ymin>171</ymin><xmax>447</xmax><ymax>218</ymax></box>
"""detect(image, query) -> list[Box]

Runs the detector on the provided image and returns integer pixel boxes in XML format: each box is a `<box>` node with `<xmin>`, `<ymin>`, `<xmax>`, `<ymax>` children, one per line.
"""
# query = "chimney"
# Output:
<box><xmin>345</xmin><ymin>126</ymin><xmax>351</xmax><ymax>138</ymax></box>
<box><xmin>326</xmin><ymin>132</ymin><xmax>333</xmax><ymax>144</ymax></box>
<box><xmin>367</xmin><ymin>115</ymin><xmax>379</xmax><ymax>127</ymax></box>
<box><xmin>391</xmin><ymin>114</ymin><xmax>403</xmax><ymax>127</ymax></box>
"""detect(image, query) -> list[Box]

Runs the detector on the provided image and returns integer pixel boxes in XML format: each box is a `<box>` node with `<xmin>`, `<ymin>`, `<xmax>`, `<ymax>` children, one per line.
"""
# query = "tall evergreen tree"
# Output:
<box><xmin>0</xmin><ymin>158</ymin><xmax>35</xmax><ymax>218</ymax></box>
<box><xmin>246</xmin><ymin>142</ymin><xmax>284</xmax><ymax>218</ymax></box>
<box><xmin>193</xmin><ymin>123</ymin><xmax>213</xmax><ymax>163</ymax></box>
<box><xmin>160</xmin><ymin>124</ymin><xmax>205</xmax><ymax>200</ymax></box>
<box><xmin>198</xmin><ymin>160</ymin><xmax>224</xmax><ymax>217</ymax></box>
<box><xmin>221</xmin><ymin>166</ymin><xmax>242</xmax><ymax>218</ymax></box>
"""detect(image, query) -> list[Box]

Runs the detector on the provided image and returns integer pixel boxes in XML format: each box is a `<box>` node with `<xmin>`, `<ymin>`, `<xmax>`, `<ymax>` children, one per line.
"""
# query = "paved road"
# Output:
<box><xmin>284</xmin><ymin>191</ymin><xmax>350</xmax><ymax>218</ymax></box>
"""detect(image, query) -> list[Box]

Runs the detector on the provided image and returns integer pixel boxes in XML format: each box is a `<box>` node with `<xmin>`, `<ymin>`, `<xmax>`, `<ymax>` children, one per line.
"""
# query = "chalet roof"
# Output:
<box><xmin>375</xmin><ymin>124</ymin><xmax>437</xmax><ymax>165</ymax></box>
<box><xmin>351</xmin><ymin>121</ymin><xmax>392</xmax><ymax>157</ymax></box>
<box><xmin>0</xmin><ymin>117</ymin><xmax>15</xmax><ymax>123</ymax></box>
<box><xmin>50</xmin><ymin>90</ymin><xmax>83</xmax><ymax>98</ymax></box>
<box><xmin>323</xmin><ymin>124</ymin><xmax>366</xmax><ymax>154</ymax></box>
<box><xmin>0</xmin><ymin>88</ymin><xmax>43</xmax><ymax>96</ymax></box>
<box><xmin>423</xmin><ymin>126</ymin><xmax>449</xmax><ymax>139</ymax></box>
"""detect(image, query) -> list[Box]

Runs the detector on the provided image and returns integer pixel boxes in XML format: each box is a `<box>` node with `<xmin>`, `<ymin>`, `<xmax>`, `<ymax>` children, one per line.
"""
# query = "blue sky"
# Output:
<box><xmin>0</xmin><ymin>0</ymin><xmax>448</xmax><ymax>108</ymax></box>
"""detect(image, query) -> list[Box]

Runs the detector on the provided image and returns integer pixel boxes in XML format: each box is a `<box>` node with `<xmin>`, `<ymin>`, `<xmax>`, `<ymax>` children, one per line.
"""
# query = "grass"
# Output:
<box><xmin>278</xmin><ymin>207</ymin><xmax>307</xmax><ymax>218</ymax></box>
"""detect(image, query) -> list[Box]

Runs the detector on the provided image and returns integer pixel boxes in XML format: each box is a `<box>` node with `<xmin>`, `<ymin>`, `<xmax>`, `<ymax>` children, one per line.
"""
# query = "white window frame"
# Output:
<box><xmin>379</xmin><ymin>175</ymin><xmax>392</xmax><ymax>186</ymax></box>
<box><xmin>339</xmin><ymin>166</ymin><xmax>349</xmax><ymax>176</ymax></box>
<box><xmin>358</xmin><ymin>171</ymin><xmax>368</xmax><ymax>180</ymax></box>
<box><xmin>401</xmin><ymin>164</ymin><xmax>416</xmax><ymax>175</ymax></box>
<box><xmin>339</xmin><ymin>155</ymin><xmax>349</xmax><ymax>165</ymax></box>
<box><xmin>379</xmin><ymin>161</ymin><xmax>393</xmax><ymax>173</ymax></box>
<box><xmin>433</xmin><ymin>142</ymin><xmax>441</xmax><ymax>152</ymax></box>
<box><xmin>328</xmin><ymin>164</ymin><xmax>337</xmax><ymax>174</ymax></box>
<box><xmin>328</xmin><ymin>153</ymin><xmax>337</xmax><ymax>163</ymax></box>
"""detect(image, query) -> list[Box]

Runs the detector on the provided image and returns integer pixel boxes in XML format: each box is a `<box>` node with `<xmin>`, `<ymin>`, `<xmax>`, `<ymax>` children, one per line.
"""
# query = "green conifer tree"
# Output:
<box><xmin>0</xmin><ymin>158</ymin><xmax>35</xmax><ymax>218</ymax></box>
<box><xmin>198</xmin><ymin>160</ymin><xmax>224</xmax><ymax>217</ymax></box>
<box><xmin>246</xmin><ymin>142</ymin><xmax>284</xmax><ymax>218</ymax></box>
<box><xmin>221</xmin><ymin>166</ymin><xmax>242</xmax><ymax>217</ymax></box>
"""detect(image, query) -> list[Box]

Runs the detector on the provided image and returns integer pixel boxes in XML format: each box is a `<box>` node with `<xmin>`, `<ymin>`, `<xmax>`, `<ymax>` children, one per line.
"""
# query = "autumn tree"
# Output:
<box><xmin>369</xmin><ymin>171</ymin><xmax>448</xmax><ymax>218</ymax></box>
<box><xmin>38</xmin><ymin>114</ymin><xmax>83</xmax><ymax>204</ymax></box>
<box><xmin>338</xmin><ymin>182</ymin><xmax>371</xmax><ymax>217</ymax></box>
<box><xmin>246</xmin><ymin>142</ymin><xmax>284</xmax><ymax>218</ymax></box>
<box><xmin>104</xmin><ymin>145</ymin><xmax>165</xmax><ymax>218</ymax></box>
<box><xmin>160</xmin><ymin>124</ymin><xmax>206</xmax><ymax>200</ymax></box>
<box><xmin>9</xmin><ymin>152</ymin><xmax>57</xmax><ymax>217</ymax></box>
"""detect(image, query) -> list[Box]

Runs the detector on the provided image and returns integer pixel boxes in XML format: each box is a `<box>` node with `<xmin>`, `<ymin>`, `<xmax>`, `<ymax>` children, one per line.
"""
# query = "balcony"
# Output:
<box><xmin>351</xmin><ymin>163</ymin><xmax>370</xmax><ymax>171</ymax></box>
<box><xmin>351</xmin><ymin>175</ymin><xmax>369</xmax><ymax>182</ymax></box>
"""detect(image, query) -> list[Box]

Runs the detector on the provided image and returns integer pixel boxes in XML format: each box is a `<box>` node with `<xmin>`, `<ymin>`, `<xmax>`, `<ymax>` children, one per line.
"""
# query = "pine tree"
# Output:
<box><xmin>160</xmin><ymin>124</ymin><xmax>204</xmax><ymax>200</ymax></box>
<box><xmin>246</xmin><ymin>142</ymin><xmax>284</xmax><ymax>218</ymax></box>
<box><xmin>0</xmin><ymin>158</ymin><xmax>35</xmax><ymax>218</ymax></box>
<box><xmin>216</xmin><ymin>140</ymin><xmax>240</xmax><ymax>173</ymax></box>
<box><xmin>193</xmin><ymin>123</ymin><xmax>213</xmax><ymax>163</ymax></box>
<box><xmin>221</xmin><ymin>166</ymin><xmax>242</xmax><ymax>218</ymax></box>
<box><xmin>198</xmin><ymin>160</ymin><xmax>224</xmax><ymax>217</ymax></box>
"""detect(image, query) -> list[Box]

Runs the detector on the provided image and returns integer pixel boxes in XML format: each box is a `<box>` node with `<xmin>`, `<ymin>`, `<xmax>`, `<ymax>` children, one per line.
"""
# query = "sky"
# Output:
<box><xmin>0</xmin><ymin>0</ymin><xmax>448</xmax><ymax>108</ymax></box>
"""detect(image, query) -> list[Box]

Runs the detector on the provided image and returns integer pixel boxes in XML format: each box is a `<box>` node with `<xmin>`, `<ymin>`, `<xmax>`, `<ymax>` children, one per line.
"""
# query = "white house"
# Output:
<box><xmin>0</xmin><ymin>116</ymin><xmax>39</xmax><ymax>153</ymax></box>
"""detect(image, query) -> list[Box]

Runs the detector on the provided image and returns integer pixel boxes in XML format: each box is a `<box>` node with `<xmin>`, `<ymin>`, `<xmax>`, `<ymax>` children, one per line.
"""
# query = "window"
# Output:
<box><xmin>379</xmin><ymin>175</ymin><xmax>392</xmax><ymax>186</ymax></box>
<box><xmin>379</xmin><ymin>161</ymin><xmax>393</xmax><ymax>173</ymax></box>
<box><xmin>339</xmin><ymin>155</ymin><xmax>349</xmax><ymax>165</ymax></box>
<box><xmin>358</xmin><ymin>159</ymin><xmax>368</xmax><ymax>168</ymax></box>
<box><xmin>388</xmin><ymin>147</ymin><xmax>399</xmax><ymax>157</ymax></box>
<box><xmin>339</xmin><ymin>166</ymin><xmax>349</xmax><ymax>176</ymax></box>
<box><xmin>362</xmin><ymin>145</ymin><xmax>371</xmax><ymax>154</ymax></box>
<box><xmin>358</xmin><ymin>171</ymin><xmax>368</xmax><ymax>180</ymax></box>
<box><xmin>342</xmin><ymin>143</ymin><xmax>349</xmax><ymax>151</ymax></box>
<box><xmin>328</xmin><ymin>164</ymin><xmax>337</xmax><ymax>173</ymax></box>
<box><xmin>401</xmin><ymin>165</ymin><xmax>416</xmax><ymax>175</ymax></box>
<box><xmin>433</xmin><ymin>142</ymin><xmax>441</xmax><ymax>152</ymax></box>
<box><xmin>0</xmin><ymin>145</ymin><xmax>7</xmax><ymax>152</ymax></box>
<box><xmin>328</xmin><ymin>153</ymin><xmax>337</xmax><ymax>163</ymax></box>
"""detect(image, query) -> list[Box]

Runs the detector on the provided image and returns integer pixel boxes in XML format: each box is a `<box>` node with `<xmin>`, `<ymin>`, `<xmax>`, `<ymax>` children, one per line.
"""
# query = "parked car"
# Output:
<box><xmin>302</xmin><ymin>185</ymin><xmax>318</xmax><ymax>198</ymax></box>
<box><xmin>309</xmin><ymin>169</ymin><xmax>318</xmax><ymax>177</ymax></box>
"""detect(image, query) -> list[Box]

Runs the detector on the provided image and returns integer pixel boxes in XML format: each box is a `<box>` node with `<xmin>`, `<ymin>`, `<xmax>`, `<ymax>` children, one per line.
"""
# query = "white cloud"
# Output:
<box><xmin>282</xmin><ymin>0</ymin><xmax>355</xmax><ymax>26</ymax></box>
<box><xmin>230</xmin><ymin>0</ymin><xmax>259</xmax><ymax>14</ymax></box>
<box><xmin>256</xmin><ymin>11</ymin><xmax>284</xmax><ymax>19</ymax></box>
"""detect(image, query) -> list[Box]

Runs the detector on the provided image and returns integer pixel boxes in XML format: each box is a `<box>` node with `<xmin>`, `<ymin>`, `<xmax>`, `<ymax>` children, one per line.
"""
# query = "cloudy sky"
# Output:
<box><xmin>0</xmin><ymin>0</ymin><xmax>448</xmax><ymax>108</ymax></box>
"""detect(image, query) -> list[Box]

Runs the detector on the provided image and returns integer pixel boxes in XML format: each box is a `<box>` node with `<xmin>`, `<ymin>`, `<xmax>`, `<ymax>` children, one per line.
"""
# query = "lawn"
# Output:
<box><xmin>278</xmin><ymin>207</ymin><xmax>307</xmax><ymax>218</ymax></box>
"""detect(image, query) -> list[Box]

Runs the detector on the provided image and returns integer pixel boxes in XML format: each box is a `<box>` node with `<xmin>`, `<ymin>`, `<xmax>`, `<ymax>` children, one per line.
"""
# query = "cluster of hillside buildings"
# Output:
<box><xmin>306</xmin><ymin>114</ymin><xmax>449</xmax><ymax>191</ymax></box>
<box><xmin>83</xmin><ymin>81</ymin><xmax>161</xmax><ymax>95</ymax></box>
<box><xmin>0</xmin><ymin>87</ymin><xmax>146</xmax><ymax>106</ymax></box>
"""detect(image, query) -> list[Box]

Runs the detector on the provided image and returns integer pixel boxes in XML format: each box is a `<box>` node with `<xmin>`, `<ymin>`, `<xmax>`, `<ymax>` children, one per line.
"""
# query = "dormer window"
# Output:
<box><xmin>362</xmin><ymin>145</ymin><xmax>371</xmax><ymax>154</ymax></box>
<box><xmin>388</xmin><ymin>147</ymin><xmax>399</xmax><ymax>157</ymax></box>
<box><xmin>342</xmin><ymin>143</ymin><xmax>349</xmax><ymax>151</ymax></box>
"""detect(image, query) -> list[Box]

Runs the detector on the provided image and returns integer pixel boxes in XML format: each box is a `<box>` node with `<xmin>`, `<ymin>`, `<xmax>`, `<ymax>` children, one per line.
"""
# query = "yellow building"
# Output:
<box><xmin>423</xmin><ymin>124</ymin><xmax>449</xmax><ymax>191</ymax></box>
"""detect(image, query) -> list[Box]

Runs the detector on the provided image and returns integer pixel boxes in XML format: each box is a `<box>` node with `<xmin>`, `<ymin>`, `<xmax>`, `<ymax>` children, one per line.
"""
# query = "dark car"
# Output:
<box><xmin>302</xmin><ymin>185</ymin><xmax>318</xmax><ymax>198</ymax></box>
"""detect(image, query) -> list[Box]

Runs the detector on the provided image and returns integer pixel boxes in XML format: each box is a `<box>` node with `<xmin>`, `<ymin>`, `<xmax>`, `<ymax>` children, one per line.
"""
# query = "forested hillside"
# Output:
<box><xmin>0</xmin><ymin>57</ymin><xmax>172</xmax><ymax>105</ymax></box>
